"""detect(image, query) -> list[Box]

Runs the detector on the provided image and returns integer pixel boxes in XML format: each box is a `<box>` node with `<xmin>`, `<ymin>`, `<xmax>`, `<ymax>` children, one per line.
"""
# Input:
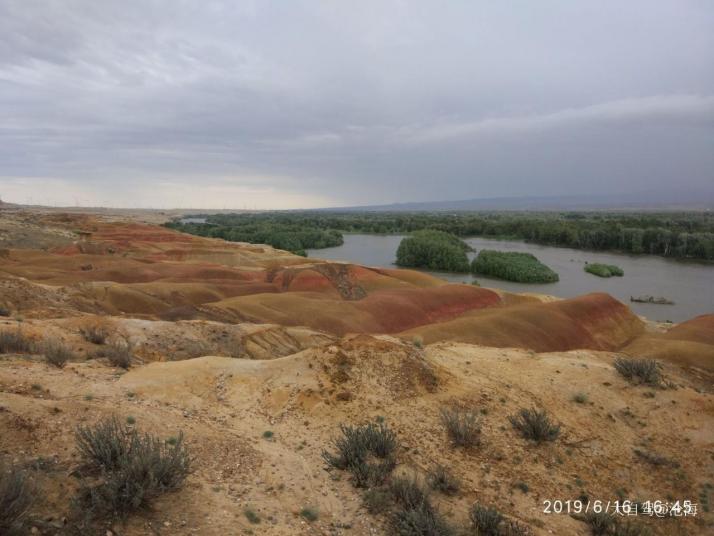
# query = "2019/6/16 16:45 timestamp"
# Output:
<box><xmin>543</xmin><ymin>499</ymin><xmax>699</xmax><ymax>518</ymax></box>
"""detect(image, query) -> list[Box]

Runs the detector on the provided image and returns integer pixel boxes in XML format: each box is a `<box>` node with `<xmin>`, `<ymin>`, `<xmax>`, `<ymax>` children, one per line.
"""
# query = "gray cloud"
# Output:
<box><xmin>0</xmin><ymin>0</ymin><xmax>713</xmax><ymax>208</ymax></box>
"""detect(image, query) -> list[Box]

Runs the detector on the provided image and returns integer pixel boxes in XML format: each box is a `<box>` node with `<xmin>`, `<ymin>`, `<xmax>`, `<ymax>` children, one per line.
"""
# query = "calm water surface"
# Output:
<box><xmin>307</xmin><ymin>234</ymin><xmax>714</xmax><ymax>322</ymax></box>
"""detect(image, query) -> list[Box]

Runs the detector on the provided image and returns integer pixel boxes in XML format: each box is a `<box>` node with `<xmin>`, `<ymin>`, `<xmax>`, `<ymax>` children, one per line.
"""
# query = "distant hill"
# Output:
<box><xmin>323</xmin><ymin>191</ymin><xmax>714</xmax><ymax>212</ymax></box>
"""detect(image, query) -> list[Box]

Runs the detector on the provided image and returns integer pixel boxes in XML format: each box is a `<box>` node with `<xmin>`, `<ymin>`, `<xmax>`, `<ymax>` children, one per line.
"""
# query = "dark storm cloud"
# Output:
<box><xmin>1</xmin><ymin>0</ymin><xmax>713</xmax><ymax>208</ymax></box>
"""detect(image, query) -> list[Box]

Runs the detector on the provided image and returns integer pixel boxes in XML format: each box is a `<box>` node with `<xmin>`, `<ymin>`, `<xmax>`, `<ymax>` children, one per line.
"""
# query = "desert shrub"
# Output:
<box><xmin>300</xmin><ymin>506</ymin><xmax>319</xmax><ymax>521</ymax></box>
<box><xmin>426</xmin><ymin>464</ymin><xmax>460</xmax><ymax>496</ymax></box>
<box><xmin>42</xmin><ymin>338</ymin><xmax>75</xmax><ymax>368</ymax></box>
<box><xmin>613</xmin><ymin>358</ymin><xmax>662</xmax><ymax>386</ymax></box>
<box><xmin>77</xmin><ymin>421</ymin><xmax>189</xmax><ymax>519</ymax></box>
<box><xmin>584</xmin><ymin>263</ymin><xmax>624</xmax><ymax>278</ymax></box>
<box><xmin>0</xmin><ymin>329</ymin><xmax>33</xmax><ymax>354</ymax></box>
<box><xmin>391</xmin><ymin>503</ymin><xmax>454</xmax><ymax>536</ymax></box>
<box><xmin>0</xmin><ymin>464</ymin><xmax>33</xmax><ymax>534</ymax></box>
<box><xmin>363</xmin><ymin>488</ymin><xmax>392</xmax><ymax>514</ymax></box>
<box><xmin>440</xmin><ymin>407</ymin><xmax>481</xmax><ymax>448</ymax></box>
<box><xmin>104</xmin><ymin>342</ymin><xmax>132</xmax><ymax>369</ymax></box>
<box><xmin>501</xmin><ymin>519</ymin><xmax>533</xmax><ymax>536</ymax></box>
<box><xmin>322</xmin><ymin>422</ymin><xmax>398</xmax><ymax>487</ymax></box>
<box><xmin>76</xmin><ymin>416</ymin><xmax>135</xmax><ymax>471</ymax></box>
<box><xmin>581</xmin><ymin>511</ymin><xmax>615</xmax><ymax>535</ymax></box>
<box><xmin>612</xmin><ymin>520</ymin><xmax>652</xmax><ymax>536</ymax></box>
<box><xmin>390</xmin><ymin>475</ymin><xmax>430</xmax><ymax>509</ymax></box>
<box><xmin>79</xmin><ymin>323</ymin><xmax>109</xmax><ymax>345</ymax></box>
<box><xmin>396</xmin><ymin>230</ymin><xmax>471</xmax><ymax>273</ymax></box>
<box><xmin>469</xmin><ymin>503</ymin><xmax>504</xmax><ymax>536</ymax></box>
<box><xmin>633</xmin><ymin>449</ymin><xmax>679</xmax><ymax>468</ymax></box>
<box><xmin>0</xmin><ymin>305</ymin><xmax>10</xmax><ymax>317</ymax></box>
<box><xmin>244</xmin><ymin>507</ymin><xmax>260</xmax><ymax>524</ymax></box>
<box><xmin>471</xmin><ymin>250</ymin><xmax>559</xmax><ymax>283</ymax></box>
<box><xmin>573</xmin><ymin>392</ymin><xmax>588</xmax><ymax>404</ymax></box>
<box><xmin>509</xmin><ymin>408</ymin><xmax>560</xmax><ymax>443</ymax></box>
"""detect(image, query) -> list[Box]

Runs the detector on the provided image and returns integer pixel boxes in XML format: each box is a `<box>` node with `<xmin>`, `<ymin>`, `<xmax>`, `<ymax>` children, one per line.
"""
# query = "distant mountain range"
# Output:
<box><xmin>322</xmin><ymin>191</ymin><xmax>714</xmax><ymax>212</ymax></box>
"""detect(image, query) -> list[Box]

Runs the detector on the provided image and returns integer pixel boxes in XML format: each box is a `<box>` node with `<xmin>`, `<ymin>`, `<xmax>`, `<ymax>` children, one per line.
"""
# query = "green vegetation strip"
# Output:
<box><xmin>584</xmin><ymin>263</ymin><xmax>624</xmax><ymax>277</ymax></box>
<box><xmin>471</xmin><ymin>250</ymin><xmax>559</xmax><ymax>283</ymax></box>
<box><xmin>395</xmin><ymin>230</ymin><xmax>471</xmax><ymax>272</ymax></box>
<box><xmin>166</xmin><ymin>210</ymin><xmax>714</xmax><ymax>260</ymax></box>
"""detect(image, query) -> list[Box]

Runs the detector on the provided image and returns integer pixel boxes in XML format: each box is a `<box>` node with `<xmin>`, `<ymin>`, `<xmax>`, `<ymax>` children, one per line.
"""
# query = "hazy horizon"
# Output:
<box><xmin>2</xmin><ymin>1</ymin><xmax>713</xmax><ymax>209</ymax></box>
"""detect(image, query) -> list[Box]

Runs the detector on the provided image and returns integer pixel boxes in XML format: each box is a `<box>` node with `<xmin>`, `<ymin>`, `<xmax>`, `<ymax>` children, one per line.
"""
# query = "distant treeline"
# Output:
<box><xmin>166</xmin><ymin>211</ymin><xmax>714</xmax><ymax>260</ymax></box>
<box><xmin>164</xmin><ymin>214</ymin><xmax>342</xmax><ymax>256</ymax></box>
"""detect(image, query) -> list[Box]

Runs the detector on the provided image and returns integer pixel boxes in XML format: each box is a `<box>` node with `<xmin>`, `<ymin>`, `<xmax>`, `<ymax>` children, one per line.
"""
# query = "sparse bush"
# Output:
<box><xmin>0</xmin><ymin>464</ymin><xmax>33</xmax><ymax>534</ymax></box>
<box><xmin>426</xmin><ymin>465</ymin><xmax>460</xmax><ymax>496</ymax></box>
<box><xmin>633</xmin><ymin>449</ymin><xmax>679</xmax><ymax>468</ymax></box>
<box><xmin>363</xmin><ymin>488</ymin><xmax>391</xmax><ymax>514</ymax></box>
<box><xmin>323</xmin><ymin>422</ymin><xmax>398</xmax><ymax>487</ymax></box>
<box><xmin>573</xmin><ymin>392</ymin><xmax>588</xmax><ymax>404</ymax></box>
<box><xmin>0</xmin><ymin>329</ymin><xmax>33</xmax><ymax>354</ymax></box>
<box><xmin>43</xmin><ymin>338</ymin><xmax>75</xmax><ymax>368</ymax></box>
<box><xmin>469</xmin><ymin>503</ymin><xmax>504</xmax><ymax>536</ymax></box>
<box><xmin>80</xmin><ymin>323</ymin><xmax>109</xmax><ymax>345</ymax></box>
<box><xmin>612</xmin><ymin>520</ymin><xmax>653</xmax><ymax>536</ymax></box>
<box><xmin>509</xmin><ymin>408</ymin><xmax>560</xmax><ymax>443</ymax></box>
<box><xmin>104</xmin><ymin>342</ymin><xmax>132</xmax><ymax>369</ymax></box>
<box><xmin>391</xmin><ymin>502</ymin><xmax>454</xmax><ymax>536</ymax></box>
<box><xmin>513</xmin><ymin>481</ymin><xmax>529</xmax><ymax>494</ymax></box>
<box><xmin>390</xmin><ymin>475</ymin><xmax>430</xmax><ymax>510</ymax></box>
<box><xmin>501</xmin><ymin>519</ymin><xmax>533</xmax><ymax>536</ymax></box>
<box><xmin>300</xmin><ymin>506</ymin><xmax>319</xmax><ymax>522</ymax></box>
<box><xmin>76</xmin><ymin>421</ymin><xmax>189</xmax><ymax>519</ymax></box>
<box><xmin>613</xmin><ymin>358</ymin><xmax>662</xmax><ymax>386</ymax></box>
<box><xmin>76</xmin><ymin>416</ymin><xmax>134</xmax><ymax>471</ymax></box>
<box><xmin>581</xmin><ymin>511</ymin><xmax>615</xmax><ymax>535</ymax></box>
<box><xmin>440</xmin><ymin>407</ymin><xmax>481</xmax><ymax>448</ymax></box>
<box><xmin>244</xmin><ymin>507</ymin><xmax>260</xmax><ymax>524</ymax></box>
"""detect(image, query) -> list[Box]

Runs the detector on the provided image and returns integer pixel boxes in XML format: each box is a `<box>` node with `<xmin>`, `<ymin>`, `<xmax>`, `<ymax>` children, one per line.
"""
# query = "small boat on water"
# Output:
<box><xmin>630</xmin><ymin>295</ymin><xmax>675</xmax><ymax>305</ymax></box>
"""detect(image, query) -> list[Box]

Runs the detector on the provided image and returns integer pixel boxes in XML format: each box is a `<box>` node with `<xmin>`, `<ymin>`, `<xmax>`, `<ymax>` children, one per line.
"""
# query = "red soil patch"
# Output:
<box><xmin>402</xmin><ymin>293</ymin><xmax>644</xmax><ymax>352</ymax></box>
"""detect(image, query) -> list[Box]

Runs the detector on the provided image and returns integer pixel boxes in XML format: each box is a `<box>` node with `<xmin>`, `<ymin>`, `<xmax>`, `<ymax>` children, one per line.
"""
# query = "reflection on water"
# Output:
<box><xmin>307</xmin><ymin>234</ymin><xmax>714</xmax><ymax>323</ymax></box>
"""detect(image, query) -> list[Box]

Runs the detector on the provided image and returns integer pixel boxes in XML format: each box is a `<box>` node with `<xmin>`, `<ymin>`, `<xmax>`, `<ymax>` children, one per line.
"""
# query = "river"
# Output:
<box><xmin>307</xmin><ymin>234</ymin><xmax>714</xmax><ymax>323</ymax></box>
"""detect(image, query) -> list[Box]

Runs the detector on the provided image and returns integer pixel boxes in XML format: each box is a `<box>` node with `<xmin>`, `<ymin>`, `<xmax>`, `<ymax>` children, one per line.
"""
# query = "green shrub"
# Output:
<box><xmin>440</xmin><ymin>407</ymin><xmax>481</xmax><ymax>448</ymax></box>
<box><xmin>0</xmin><ymin>464</ymin><xmax>33</xmax><ymax>534</ymax></box>
<box><xmin>509</xmin><ymin>408</ymin><xmax>560</xmax><ymax>443</ymax></box>
<box><xmin>581</xmin><ymin>511</ymin><xmax>615</xmax><ymax>535</ymax></box>
<box><xmin>613</xmin><ymin>358</ymin><xmax>662</xmax><ymax>386</ymax></box>
<box><xmin>363</xmin><ymin>488</ymin><xmax>392</xmax><ymax>514</ymax></box>
<box><xmin>584</xmin><ymin>263</ymin><xmax>624</xmax><ymax>278</ymax></box>
<box><xmin>322</xmin><ymin>422</ymin><xmax>398</xmax><ymax>487</ymax></box>
<box><xmin>300</xmin><ymin>506</ymin><xmax>319</xmax><ymax>522</ymax></box>
<box><xmin>76</xmin><ymin>419</ymin><xmax>189</xmax><ymax>519</ymax></box>
<box><xmin>391</xmin><ymin>503</ymin><xmax>453</xmax><ymax>536</ymax></box>
<box><xmin>79</xmin><ymin>323</ymin><xmax>109</xmax><ymax>345</ymax></box>
<box><xmin>43</xmin><ymin>339</ymin><xmax>75</xmax><ymax>368</ymax></box>
<box><xmin>471</xmin><ymin>250</ymin><xmax>559</xmax><ymax>283</ymax></box>
<box><xmin>572</xmin><ymin>392</ymin><xmax>588</xmax><ymax>404</ymax></box>
<box><xmin>469</xmin><ymin>503</ymin><xmax>504</xmax><ymax>536</ymax></box>
<box><xmin>244</xmin><ymin>507</ymin><xmax>261</xmax><ymax>524</ymax></box>
<box><xmin>104</xmin><ymin>342</ymin><xmax>132</xmax><ymax>369</ymax></box>
<box><xmin>390</xmin><ymin>475</ymin><xmax>430</xmax><ymax>510</ymax></box>
<box><xmin>396</xmin><ymin>230</ymin><xmax>471</xmax><ymax>273</ymax></box>
<box><xmin>426</xmin><ymin>464</ymin><xmax>460</xmax><ymax>496</ymax></box>
<box><xmin>76</xmin><ymin>416</ymin><xmax>135</xmax><ymax>471</ymax></box>
<box><xmin>0</xmin><ymin>329</ymin><xmax>33</xmax><ymax>354</ymax></box>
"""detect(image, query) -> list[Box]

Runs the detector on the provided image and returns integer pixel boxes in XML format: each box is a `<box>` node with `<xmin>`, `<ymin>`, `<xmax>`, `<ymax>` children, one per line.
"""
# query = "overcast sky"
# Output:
<box><xmin>1</xmin><ymin>1</ymin><xmax>713</xmax><ymax>208</ymax></box>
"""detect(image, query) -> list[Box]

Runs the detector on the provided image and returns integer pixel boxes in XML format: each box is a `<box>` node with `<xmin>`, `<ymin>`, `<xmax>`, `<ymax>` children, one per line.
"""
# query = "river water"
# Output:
<box><xmin>307</xmin><ymin>234</ymin><xmax>714</xmax><ymax>323</ymax></box>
